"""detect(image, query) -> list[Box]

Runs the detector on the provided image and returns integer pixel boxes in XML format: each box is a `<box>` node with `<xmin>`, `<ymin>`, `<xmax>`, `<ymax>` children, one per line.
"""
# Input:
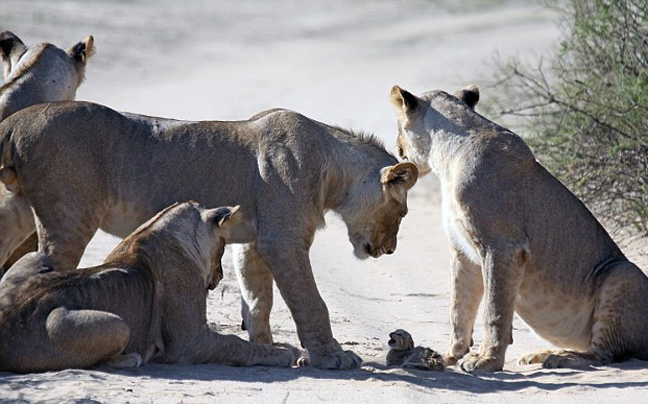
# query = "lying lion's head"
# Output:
<box><xmin>110</xmin><ymin>201</ymin><xmax>255</xmax><ymax>290</ymax></box>
<box><xmin>343</xmin><ymin>162</ymin><xmax>418</xmax><ymax>259</ymax></box>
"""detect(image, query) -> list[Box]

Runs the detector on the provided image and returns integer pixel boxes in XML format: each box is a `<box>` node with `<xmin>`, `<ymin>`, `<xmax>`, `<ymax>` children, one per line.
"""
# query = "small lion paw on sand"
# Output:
<box><xmin>386</xmin><ymin>329</ymin><xmax>445</xmax><ymax>371</ymax></box>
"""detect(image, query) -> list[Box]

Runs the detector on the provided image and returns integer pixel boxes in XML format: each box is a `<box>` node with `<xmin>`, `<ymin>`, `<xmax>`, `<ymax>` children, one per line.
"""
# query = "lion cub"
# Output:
<box><xmin>386</xmin><ymin>329</ymin><xmax>445</xmax><ymax>371</ymax></box>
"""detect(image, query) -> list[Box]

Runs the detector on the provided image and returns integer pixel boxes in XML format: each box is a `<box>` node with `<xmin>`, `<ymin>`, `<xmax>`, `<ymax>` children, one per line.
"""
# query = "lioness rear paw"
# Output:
<box><xmin>309</xmin><ymin>350</ymin><xmax>362</xmax><ymax>369</ymax></box>
<box><xmin>518</xmin><ymin>349</ymin><xmax>554</xmax><ymax>365</ymax></box>
<box><xmin>458</xmin><ymin>353</ymin><xmax>502</xmax><ymax>373</ymax></box>
<box><xmin>542</xmin><ymin>352</ymin><xmax>601</xmax><ymax>370</ymax></box>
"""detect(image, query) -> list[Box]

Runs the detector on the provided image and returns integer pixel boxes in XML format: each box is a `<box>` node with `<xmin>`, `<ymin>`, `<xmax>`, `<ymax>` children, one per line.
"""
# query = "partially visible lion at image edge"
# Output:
<box><xmin>390</xmin><ymin>83</ymin><xmax>648</xmax><ymax>372</ymax></box>
<box><xmin>0</xmin><ymin>202</ymin><xmax>300</xmax><ymax>373</ymax></box>
<box><xmin>0</xmin><ymin>30</ymin><xmax>94</xmax><ymax>271</ymax></box>
<box><xmin>0</xmin><ymin>102</ymin><xmax>418</xmax><ymax>369</ymax></box>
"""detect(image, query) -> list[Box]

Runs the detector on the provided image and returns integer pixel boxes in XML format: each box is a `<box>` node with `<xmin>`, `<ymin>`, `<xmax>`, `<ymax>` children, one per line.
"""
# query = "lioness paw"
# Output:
<box><xmin>542</xmin><ymin>352</ymin><xmax>601</xmax><ymax>370</ymax></box>
<box><xmin>458</xmin><ymin>353</ymin><xmax>503</xmax><ymax>373</ymax></box>
<box><xmin>518</xmin><ymin>349</ymin><xmax>554</xmax><ymax>365</ymax></box>
<box><xmin>310</xmin><ymin>350</ymin><xmax>362</xmax><ymax>369</ymax></box>
<box><xmin>443</xmin><ymin>353</ymin><xmax>461</xmax><ymax>366</ymax></box>
<box><xmin>106</xmin><ymin>353</ymin><xmax>142</xmax><ymax>369</ymax></box>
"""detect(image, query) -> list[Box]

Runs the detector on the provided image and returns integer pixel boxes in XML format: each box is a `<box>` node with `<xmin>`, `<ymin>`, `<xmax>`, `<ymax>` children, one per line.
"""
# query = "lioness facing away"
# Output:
<box><xmin>0</xmin><ymin>102</ymin><xmax>418</xmax><ymax>369</ymax></box>
<box><xmin>390</xmin><ymin>84</ymin><xmax>648</xmax><ymax>372</ymax></box>
<box><xmin>0</xmin><ymin>30</ymin><xmax>94</xmax><ymax>121</ymax></box>
<box><xmin>0</xmin><ymin>30</ymin><xmax>94</xmax><ymax>271</ymax></box>
<box><xmin>0</xmin><ymin>202</ymin><xmax>299</xmax><ymax>373</ymax></box>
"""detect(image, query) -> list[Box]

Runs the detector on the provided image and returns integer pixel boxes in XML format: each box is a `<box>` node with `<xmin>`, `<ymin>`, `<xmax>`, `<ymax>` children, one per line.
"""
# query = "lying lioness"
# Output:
<box><xmin>0</xmin><ymin>202</ymin><xmax>299</xmax><ymax>373</ymax></box>
<box><xmin>391</xmin><ymin>84</ymin><xmax>648</xmax><ymax>371</ymax></box>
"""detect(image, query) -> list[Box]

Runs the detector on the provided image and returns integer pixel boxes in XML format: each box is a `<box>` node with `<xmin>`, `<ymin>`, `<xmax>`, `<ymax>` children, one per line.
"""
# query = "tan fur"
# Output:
<box><xmin>391</xmin><ymin>84</ymin><xmax>648</xmax><ymax>372</ymax></box>
<box><xmin>0</xmin><ymin>31</ymin><xmax>94</xmax><ymax>272</ymax></box>
<box><xmin>0</xmin><ymin>101</ymin><xmax>418</xmax><ymax>369</ymax></box>
<box><xmin>0</xmin><ymin>202</ymin><xmax>300</xmax><ymax>373</ymax></box>
<box><xmin>0</xmin><ymin>31</ymin><xmax>94</xmax><ymax>121</ymax></box>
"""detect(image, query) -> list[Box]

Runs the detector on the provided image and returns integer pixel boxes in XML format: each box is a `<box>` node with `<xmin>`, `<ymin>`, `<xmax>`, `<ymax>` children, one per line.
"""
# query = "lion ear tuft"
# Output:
<box><xmin>68</xmin><ymin>35</ymin><xmax>94</xmax><ymax>65</ymax></box>
<box><xmin>380</xmin><ymin>162</ymin><xmax>418</xmax><ymax>190</ymax></box>
<box><xmin>0</xmin><ymin>31</ymin><xmax>27</xmax><ymax>79</ymax></box>
<box><xmin>390</xmin><ymin>85</ymin><xmax>419</xmax><ymax>119</ymax></box>
<box><xmin>213</xmin><ymin>205</ymin><xmax>239</xmax><ymax>227</ymax></box>
<box><xmin>453</xmin><ymin>84</ymin><xmax>480</xmax><ymax>109</ymax></box>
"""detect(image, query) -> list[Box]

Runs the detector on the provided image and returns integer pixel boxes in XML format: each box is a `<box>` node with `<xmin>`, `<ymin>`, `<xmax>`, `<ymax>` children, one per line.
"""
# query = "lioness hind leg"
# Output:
<box><xmin>45</xmin><ymin>307</ymin><xmax>131</xmax><ymax>369</ymax></box>
<box><xmin>542</xmin><ymin>262</ymin><xmax>648</xmax><ymax>369</ymax></box>
<box><xmin>232</xmin><ymin>243</ymin><xmax>274</xmax><ymax>344</ymax></box>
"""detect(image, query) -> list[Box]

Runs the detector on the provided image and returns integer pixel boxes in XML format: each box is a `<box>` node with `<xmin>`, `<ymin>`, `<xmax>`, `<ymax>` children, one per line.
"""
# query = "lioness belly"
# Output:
<box><xmin>515</xmin><ymin>276</ymin><xmax>595</xmax><ymax>351</ymax></box>
<box><xmin>100</xmin><ymin>203</ymin><xmax>154</xmax><ymax>238</ymax></box>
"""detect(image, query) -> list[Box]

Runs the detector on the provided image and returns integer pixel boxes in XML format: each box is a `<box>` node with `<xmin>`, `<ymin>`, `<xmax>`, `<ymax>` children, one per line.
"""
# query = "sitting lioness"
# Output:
<box><xmin>390</xmin><ymin>84</ymin><xmax>648</xmax><ymax>371</ymax></box>
<box><xmin>0</xmin><ymin>30</ymin><xmax>94</xmax><ymax>271</ymax></box>
<box><xmin>0</xmin><ymin>201</ymin><xmax>300</xmax><ymax>373</ymax></box>
<box><xmin>0</xmin><ymin>102</ymin><xmax>418</xmax><ymax>369</ymax></box>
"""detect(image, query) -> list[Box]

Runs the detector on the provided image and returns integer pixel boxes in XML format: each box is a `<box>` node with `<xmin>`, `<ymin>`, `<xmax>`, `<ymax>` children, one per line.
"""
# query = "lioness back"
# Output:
<box><xmin>0</xmin><ymin>101</ymin><xmax>338</xmax><ymax>238</ymax></box>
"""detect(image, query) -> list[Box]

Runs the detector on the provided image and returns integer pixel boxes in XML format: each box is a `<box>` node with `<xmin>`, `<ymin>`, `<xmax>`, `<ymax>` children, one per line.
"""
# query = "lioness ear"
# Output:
<box><xmin>453</xmin><ymin>84</ymin><xmax>479</xmax><ymax>110</ymax></box>
<box><xmin>211</xmin><ymin>205</ymin><xmax>256</xmax><ymax>243</ymax></box>
<box><xmin>213</xmin><ymin>205</ymin><xmax>239</xmax><ymax>227</ymax></box>
<box><xmin>68</xmin><ymin>35</ymin><xmax>94</xmax><ymax>65</ymax></box>
<box><xmin>380</xmin><ymin>162</ymin><xmax>418</xmax><ymax>190</ymax></box>
<box><xmin>390</xmin><ymin>85</ymin><xmax>419</xmax><ymax>120</ymax></box>
<box><xmin>0</xmin><ymin>31</ymin><xmax>27</xmax><ymax>79</ymax></box>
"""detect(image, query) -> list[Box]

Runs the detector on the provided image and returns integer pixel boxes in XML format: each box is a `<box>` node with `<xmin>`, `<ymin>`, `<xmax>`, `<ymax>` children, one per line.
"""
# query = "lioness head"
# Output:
<box><xmin>110</xmin><ymin>201</ymin><xmax>255</xmax><ymax>290</ymax></box>
<box><xmin>344</xmin><ymin>162</ymin><xmax>418</xmax><ymax>259</ymax></box>
<box><xmin>0</xmin><ymin>31</ymin><xmax>94</xmax><ymax>81</ymax></box>
<box><xmin>389</xmin><ymin>84</ymin><xmax>480</xmax><ymax>175</ymax></box>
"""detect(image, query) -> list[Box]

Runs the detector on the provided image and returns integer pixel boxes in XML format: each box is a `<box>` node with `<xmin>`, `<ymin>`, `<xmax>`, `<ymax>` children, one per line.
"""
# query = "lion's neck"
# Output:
<box><xmin>322</xmin><ymin>144</ymin><xmax>391</xmax><ymax>212</ymax></box>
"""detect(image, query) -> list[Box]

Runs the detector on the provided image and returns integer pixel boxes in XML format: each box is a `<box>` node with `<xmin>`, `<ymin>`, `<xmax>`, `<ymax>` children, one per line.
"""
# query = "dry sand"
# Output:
<box><xmin>2</xmin><ymin>1</ymin><xmax>647</xmax><ymax>403</ymax></box>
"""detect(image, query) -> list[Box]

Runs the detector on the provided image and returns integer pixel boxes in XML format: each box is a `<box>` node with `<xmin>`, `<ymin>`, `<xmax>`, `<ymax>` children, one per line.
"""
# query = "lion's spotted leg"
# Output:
<box><xmin>446</xmin><ymin>250</ymin><xmax>483</xmax><ymax>365</ymax></box>
<box><xmin>541</xmin><ymin>262</ymin><xmax>648</xmax><ymax>369</ymax></box>
<box><xmin>45</xmin><ymin>307</ymin><xmax>131</xmax><ymax>369</ymax></box>
<box><xmin>459</xmin><ymin>245</ymin><xmax>526</xmax><ymax>372</ymax></box>
<box><xmin>255</xmin><ymin>237</ymin><xmax>361</xmax><ymax>369</ymax></box>
<box><xmin>232</xmin><ymin>243</ymin><xmax>274</xmax><ymax>344</ymax></box>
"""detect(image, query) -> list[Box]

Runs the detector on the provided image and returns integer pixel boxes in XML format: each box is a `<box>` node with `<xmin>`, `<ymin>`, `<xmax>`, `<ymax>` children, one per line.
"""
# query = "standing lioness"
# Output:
<box><xmin>0</xmin><ymin>101</ymin><xmax>417</xmax><ymax>369</ymax></box>
<box><xmin>0</xmin><ymin>202</ymin><xmax>299</xmax><ymax>373</ymax></box>
<box><xmin>391</xmin><ymin>84</ymin><xmax>648</xmax><ymax>371</ymax></box>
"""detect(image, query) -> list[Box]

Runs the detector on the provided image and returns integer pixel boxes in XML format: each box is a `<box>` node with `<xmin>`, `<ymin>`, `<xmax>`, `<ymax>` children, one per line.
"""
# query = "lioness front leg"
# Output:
<box><xmin>446</xmin><ymin>249</ymin><xmax>483</xmax><ymax>365</ymax></box>
<box><xmin>232</xmin><ymin>243</ymin><xmax>274</xmax><ymax>344</ymax></box>
<box><xmin>185</xmin><ymin>328</ymin><xmax>300</xmax><ymax>367</ymax></box>
<box><xmin>30</xmin><ymin>198</ymin><xmax>105</xmax><ymax>269</ymax></box>
<box><xmin>459</xmin><ymin>246</ymin><xmax>526</xmax><ymax>372</ymax></box>
<box><xmin>256</xmin><ymin>237</ymin><xmax>361</xmax><ymax>369</ymax></box>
